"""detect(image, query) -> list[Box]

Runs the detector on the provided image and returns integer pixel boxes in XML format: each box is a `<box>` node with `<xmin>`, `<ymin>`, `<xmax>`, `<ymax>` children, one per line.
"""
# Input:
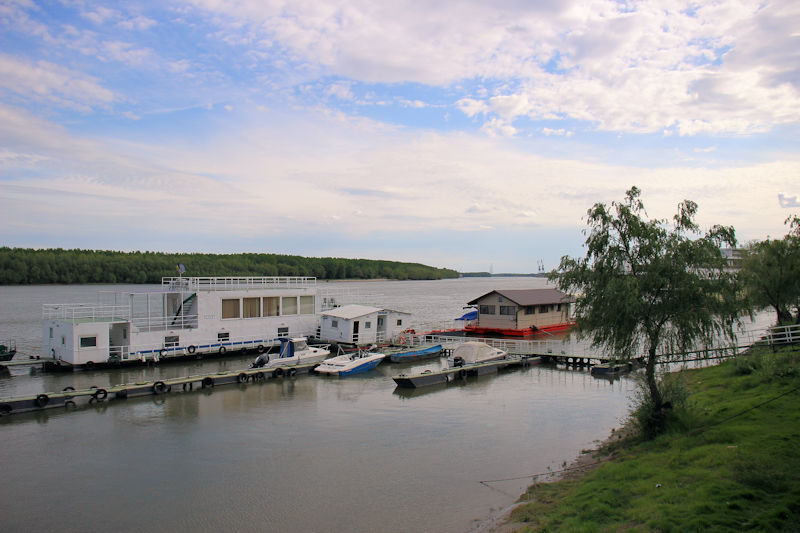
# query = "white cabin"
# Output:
<box><xmin>319</xmin><ymin>304</ymin><xmax>410</xmax><ymax>345</ymax></box>
<box><xmin>42</xmin><ymin>277</ymin><xmax>320</xmax><ymax>366</ymax></box>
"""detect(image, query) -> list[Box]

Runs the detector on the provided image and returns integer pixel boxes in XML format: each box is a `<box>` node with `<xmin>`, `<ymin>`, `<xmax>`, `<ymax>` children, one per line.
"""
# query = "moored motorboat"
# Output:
<box><xmin>0</xmin><ymin>340</ymin><xmax>16</xmax><ymax>362</ymax></box>
<box><xmin>314</xmin><ymin>350</ymin><xmax>385</xmax><ymax>376</ymax></box>
<box><xmin>251</xmin><ymin>337</ymin><xmax>330</xmax><ymax>368</ymax></box>
<box><xmin>446</xmin><ymin>341</ymin><xmax>506</xmax><ymax>368</ymax></box>
<box><xmin>384</xmin><ymin>344</ymin><xmax>443</xmax><ymax>363</ymax></box>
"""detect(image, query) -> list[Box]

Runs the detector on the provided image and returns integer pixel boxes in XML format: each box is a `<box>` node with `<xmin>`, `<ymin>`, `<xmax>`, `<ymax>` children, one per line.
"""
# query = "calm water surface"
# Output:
<box><xmin>1</xmin><ymin>278</ymin><xmax>635</xmax><ymax>532</ymax></box>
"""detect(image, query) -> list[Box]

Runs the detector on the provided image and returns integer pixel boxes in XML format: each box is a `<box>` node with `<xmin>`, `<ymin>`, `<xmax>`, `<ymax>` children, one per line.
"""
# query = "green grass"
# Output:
<box><xmin>510</xmin><ymin>346</ymin><xmax>800</xmax><ymax>532</ymax></box>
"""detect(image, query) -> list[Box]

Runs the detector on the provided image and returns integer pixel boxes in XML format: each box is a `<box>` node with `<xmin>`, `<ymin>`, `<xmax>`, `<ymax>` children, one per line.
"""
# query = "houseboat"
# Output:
<box><xmin>42</xmin><ymin>277</ymin><xmax>321</xmax><ymax>368</ymax></box>
<box><xmin>463</xmin><ymin>288</ymin><xmax>575</xmax><ymax>337</ymax></box>
<box><xmin>319</xmin><ymin>304</ymin><xmax>411</xmax><ymax>345</ymax></box>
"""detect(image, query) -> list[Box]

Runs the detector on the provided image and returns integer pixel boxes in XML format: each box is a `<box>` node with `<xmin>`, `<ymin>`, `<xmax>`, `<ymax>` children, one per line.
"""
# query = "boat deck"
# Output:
<box><xmin>392</xmin><ymin>354</ymin><xmax>539</xmax><ymax>389</ymax></box>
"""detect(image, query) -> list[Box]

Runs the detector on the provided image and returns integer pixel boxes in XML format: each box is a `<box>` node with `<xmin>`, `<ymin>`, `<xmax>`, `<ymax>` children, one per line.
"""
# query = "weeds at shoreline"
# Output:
<box><xmin>507</xmin><ymin>346</ymin><xmax>800</xmax><ymax>532</ymax></box>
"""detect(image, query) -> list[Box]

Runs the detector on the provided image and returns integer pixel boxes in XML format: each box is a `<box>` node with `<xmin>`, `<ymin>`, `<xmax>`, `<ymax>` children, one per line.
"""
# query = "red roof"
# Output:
<box><xmin>467</xmin><ymin>288</ymin><xmax>574</xmax><ymax>306</ymax></box>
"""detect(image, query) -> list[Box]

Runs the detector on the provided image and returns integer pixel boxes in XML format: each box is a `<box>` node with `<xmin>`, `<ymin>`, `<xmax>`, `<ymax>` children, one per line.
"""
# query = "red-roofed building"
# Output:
<box><xmin>464</xmin><ymin>288</ymin><xmax>575</xmax><ymax>336</ymax></box>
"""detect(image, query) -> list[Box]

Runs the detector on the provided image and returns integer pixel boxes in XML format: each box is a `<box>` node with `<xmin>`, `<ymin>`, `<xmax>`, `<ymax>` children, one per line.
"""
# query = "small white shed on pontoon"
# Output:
<box><xmin>319</xmin><ymin>304</ymin><xmax>410</xmax><ymax>345</ymax></box>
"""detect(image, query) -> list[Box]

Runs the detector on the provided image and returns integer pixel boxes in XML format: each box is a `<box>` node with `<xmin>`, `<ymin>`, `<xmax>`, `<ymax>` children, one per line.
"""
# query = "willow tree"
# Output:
<box><xmin>551</xmin><ymin>187</ymin><xmax>743</xmax><ymax>433</ymax></box>
<box><xmin>739</xmin><ymin>215</ymin><xmax>800</xmax><ymax>325</ymax></box>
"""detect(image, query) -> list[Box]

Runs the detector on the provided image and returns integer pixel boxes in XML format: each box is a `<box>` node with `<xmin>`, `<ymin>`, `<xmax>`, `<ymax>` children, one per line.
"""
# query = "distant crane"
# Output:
<box><xmin>537</xmin><ymin>260</ymin><xmax>545</xmax><ymax>273</ymax></box>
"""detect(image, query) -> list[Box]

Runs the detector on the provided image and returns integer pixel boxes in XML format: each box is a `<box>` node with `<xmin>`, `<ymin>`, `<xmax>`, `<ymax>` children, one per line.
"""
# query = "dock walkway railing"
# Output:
<box><xmin>402</xmin><ymin>322</ymin><xmax>800</xmax><ymax>362</ymax></box>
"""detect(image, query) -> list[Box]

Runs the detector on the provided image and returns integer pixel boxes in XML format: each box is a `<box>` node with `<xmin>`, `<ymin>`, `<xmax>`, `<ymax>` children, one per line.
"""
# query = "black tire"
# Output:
<box><xmin>202</xmin><ymin>377</ymin><xmax>214</xmax><ymax>388</ymax></box>
<box><xmin>257</xmin><ymin>345</ymin><xmax>265</xmax><ymax>353</ymax></box>
<box><xmin>92</xmin><ymin>388</ymin><xmax>108</xmax><ymax>401</ymax></box>
<box><xmin>152</xmin><ymin>381</ymin><xmax>168</xmax><ymax>394</ymax></box>
<box><xmin>187</xmin><ymin>345</ymin><xmax>196</xmax><ymax>354</ymax></box>
<box><xmin>287</xmin><ymin>368</ymin><xmax>297</xmax><ymax>377</ymax></box>
<box><xmin>255</xmin><ymin>372</ymin><xmax>265</xmax><ymax>381</ymax></box>
<box><xmin>85</xmin><ymin>361</ymin><xmax>95</xmax><ymax>369</ymax></box>
<box><xmin>35</xmin><ymin>394</ymin><xmax>49</xmax><ymax>408</ymax></box>
<box><xmin>273</xmin><ymin>368</ymin><xmax>284</xmax><ymax>378</ymax></box>
<box><xmin>237</xmin><ymin>373</ymin><xmax>248</xmax><ymax>384</ymax></box>
<box><xmin>62</xmin><ymin>386</ymin><xmax>75</xmax><ymax>400</ymax></box>
<box><xmin>218</xmin><ymin>346</ymin><xmax>227</xmax><ymax>355</ymax></box>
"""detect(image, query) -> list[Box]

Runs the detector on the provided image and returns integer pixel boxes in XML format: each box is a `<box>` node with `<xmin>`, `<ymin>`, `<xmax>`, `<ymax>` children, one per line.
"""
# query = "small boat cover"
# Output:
<box><xmin>452</xmin><ymin>342</ymin><xmax>503</xmax><ymax>363</ymax></box>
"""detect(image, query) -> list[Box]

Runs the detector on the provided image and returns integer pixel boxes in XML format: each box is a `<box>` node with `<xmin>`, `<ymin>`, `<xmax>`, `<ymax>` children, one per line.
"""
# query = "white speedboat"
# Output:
<box><xmin>314</xmin><ymin>350</ymin><xmax>385</xmax><ymax>376</ymax></box>
<box><xmin>446</xmin><ymin>341</ymin><xmax>507</xmax><ymax>368</ymax></box>
<box><xmin>252</xmin><ymin>337</ymin><xmax>330</xmax><ymax>368</ymax></box>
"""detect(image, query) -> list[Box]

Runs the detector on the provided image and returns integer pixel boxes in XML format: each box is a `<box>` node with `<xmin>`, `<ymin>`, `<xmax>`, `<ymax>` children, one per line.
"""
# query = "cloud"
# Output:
<box><xmin>542</xmin><ymin>128</ymin><xmax>573</xmax><ymax>137</ymax></box>
<box><xmin>183</xmin><ymin>0</ymin><xmax>800</xmax><ymax>135</ymax></box>
<box><xmin>778</xmin><ymin>192</ymin><xmax>800</xmax><ymax>208</ymax></box>
<box><xmin>0</xmin><ymin>53</ymin><xmax>115</xmax><ymax>110</ymax></box>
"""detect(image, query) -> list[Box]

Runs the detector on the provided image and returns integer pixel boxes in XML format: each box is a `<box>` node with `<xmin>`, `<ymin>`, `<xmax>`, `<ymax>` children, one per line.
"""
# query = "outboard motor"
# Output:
<box><xmin>452</xmin><ymin>356</ymin><xmax>465</xmax><ymax>367</ymax></box>
<box><xmin>252</xmin><ymin>353</ymin><xmax>269</xmax><ymax>368</ymax></box>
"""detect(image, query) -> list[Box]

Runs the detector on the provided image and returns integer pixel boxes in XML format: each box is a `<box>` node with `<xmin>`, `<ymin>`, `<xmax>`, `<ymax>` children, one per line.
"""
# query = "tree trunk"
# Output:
<box><xmin>646</xmin><ymin>344</ymin><xmax>662</xmax><ymax>410</ymax></box>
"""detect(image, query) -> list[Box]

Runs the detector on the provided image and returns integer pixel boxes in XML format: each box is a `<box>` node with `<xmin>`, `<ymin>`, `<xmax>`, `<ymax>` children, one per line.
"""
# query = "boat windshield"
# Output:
<box><xmin>294</xmin><ymin>340</ymin><xmax>308</xmax><ymax>351</ymax></box>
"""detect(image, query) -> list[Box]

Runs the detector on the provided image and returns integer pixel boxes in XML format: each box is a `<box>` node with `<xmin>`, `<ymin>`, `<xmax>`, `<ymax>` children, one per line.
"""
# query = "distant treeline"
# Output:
<box><xmin>0</xmin><ymin>248</ymin><xmax>459</xmax><ymax>285</ymax></box>
<box><xmin>461</xmin><ymin>272</ymin><xmax>548</xmax><ymax>278</ymax></box>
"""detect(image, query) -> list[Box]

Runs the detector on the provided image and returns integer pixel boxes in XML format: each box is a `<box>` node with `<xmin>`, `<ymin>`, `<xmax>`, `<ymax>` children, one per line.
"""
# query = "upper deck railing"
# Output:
<box><xmin>162</xmin><ymin>276</ymin><xmax>316</xmax><ymax>291</ymax></box>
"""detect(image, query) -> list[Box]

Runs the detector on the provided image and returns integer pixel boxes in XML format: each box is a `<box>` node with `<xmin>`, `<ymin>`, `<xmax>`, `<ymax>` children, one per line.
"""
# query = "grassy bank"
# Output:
<box><xmin>508</xmin><ymin>346</ymin><xmax>800</xmax><ymax>532</ymax></box>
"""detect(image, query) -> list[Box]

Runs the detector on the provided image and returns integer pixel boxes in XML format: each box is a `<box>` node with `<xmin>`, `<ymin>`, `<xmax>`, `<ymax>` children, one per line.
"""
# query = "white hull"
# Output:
<box><xmin>315</xmin><ymin>352</ymin><xmax>385</xmax><ymax>376</ymax></box>
<box><xmin>43</xmin><ymin>277</ymin><xmax>320</xmax><ymax>366</ymax></box>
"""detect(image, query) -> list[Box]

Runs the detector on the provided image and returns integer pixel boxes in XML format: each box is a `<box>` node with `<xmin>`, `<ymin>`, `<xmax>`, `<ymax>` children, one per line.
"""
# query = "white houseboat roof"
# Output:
<box><xmin>467</xmin><ymin>288</ymin><xmax>574</xmax><ymax>306</ymax></box>
<box><xmin>321</xmin><ymin>304</ymin><xmax>410</xmax><ymax>320</ymax></box>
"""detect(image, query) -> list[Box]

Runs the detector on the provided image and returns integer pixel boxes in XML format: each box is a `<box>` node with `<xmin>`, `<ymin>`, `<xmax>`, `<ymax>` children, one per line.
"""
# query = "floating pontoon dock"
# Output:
<box><xmin>0</xmin><ymin>362</ymin><xmax>318</xmax><ymax>416</ymax></box>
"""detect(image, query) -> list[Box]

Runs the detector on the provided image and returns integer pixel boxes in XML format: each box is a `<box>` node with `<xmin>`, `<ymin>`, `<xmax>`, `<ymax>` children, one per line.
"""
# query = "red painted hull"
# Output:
<box><xmin>463</xmin><ymin>322</ymin><xmax>575</xmax><ymax>337</ymax></box>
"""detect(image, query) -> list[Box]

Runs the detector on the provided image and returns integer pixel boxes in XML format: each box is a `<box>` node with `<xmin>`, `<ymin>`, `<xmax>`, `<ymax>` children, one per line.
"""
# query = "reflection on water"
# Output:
<box><xmin>0</xmin><ymin>280</ymin><xmax>657</xmax><ymax>531</ymax></box>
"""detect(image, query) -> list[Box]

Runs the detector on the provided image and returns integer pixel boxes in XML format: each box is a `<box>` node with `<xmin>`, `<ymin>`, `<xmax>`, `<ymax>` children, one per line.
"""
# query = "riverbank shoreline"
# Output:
<box><xmin>485</xmin><ymin>345</ymin><xmax>800</xmax><ymax>532</ymax></box>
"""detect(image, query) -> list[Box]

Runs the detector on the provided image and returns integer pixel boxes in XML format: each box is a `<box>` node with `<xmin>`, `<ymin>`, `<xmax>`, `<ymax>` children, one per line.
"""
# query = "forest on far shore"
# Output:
<box><xmin>0</xmin><ymin>247</ymin><xmax>460</xmax><ymax>285</ymax></box>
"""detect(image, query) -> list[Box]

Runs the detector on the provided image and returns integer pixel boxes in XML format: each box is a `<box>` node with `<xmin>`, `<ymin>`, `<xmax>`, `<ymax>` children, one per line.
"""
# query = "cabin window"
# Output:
<box><xmin>377</xmin><ymin>317</ymin><xmax>384</xmax><ymax>327</ymax></box>
<box><xmin>396</xmin><ymin>319</ymin><xmax>403</xmax><ymax>326</ymax></box>
<box><xmin>222</xmin><ymin>298</ymin><xmax>240</xmax><ymax>319</ymax></box>
<box><xmin>331</xmin><ymin>319</ymin><xmax>339</xmax><ymax>328</ymax></box>
<box><xmin>556</xmin><ymin>304</ymin><xmax>562</xmax><ymax>312</ymax></box>
<box><xmin>80</xmin><ymin>336</ymin><xmax>97</xmax><ymax>348</ymax></box>
<box><xmin>282</xmin><ymin>297</ymin><xmax>298</xmax><ymax>315</ymax></box>
<box><xmin>539</xmin><ymin>305</ymin><xmax>549</xmax><ymax>313</ymax></box>
<box><xmin>479</xmin><ymin>305</ymin><xmax>495</xmax><ymax>315</ymax></box>
<box><xmin>61</xmin><ymin>336</ymin><xmax>66</xmax><ymax>345</ymax></box>
<box><xmin>299</xmin><ymin>295</ymin><xmax>315</xmax><ymax>315</ymax></box>
<box><xmin>499</xmin><ymin>306</ymin><xmax>516</xmax><ymax>316</ymax></box>
<box><xmin>49</xmin><ymin>327</ymin><xmax>53</xmax><ymax>339</ymax></box>
<box><xmin>164</xmin><ymin>335</ymin><xmax>179</xmax><ymax>347</ymax></box>
<box><xmin>263</xmin><ymin>297</ymin><xmax>279</xmax><ymax>317</ymax></box>
<box><xmin>243</xmin><ymin>297</ymin><xmax>261</xmax><ymax>318</ymax></box>
<box><xmin>218</xmin><ymin>332</ymin><xmax>230</xmax><ymax>342</ymax></box>
<box><xmin>277</xmin><ymin>327</ymin><xmax>289</xmax><ymax>337</ymax></box>
<box><xmin>365</xmin><ymin>321</ymin><xmax>372</xmax><ymax>329</ymax></box>
<box><xmin>524</xmin><ymin>306</ymin><xmax>535</xmax><ymax>315</ymax></box>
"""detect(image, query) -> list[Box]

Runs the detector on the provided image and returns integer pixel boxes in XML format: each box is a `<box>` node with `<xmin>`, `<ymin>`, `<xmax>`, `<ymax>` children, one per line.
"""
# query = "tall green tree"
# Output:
<box><xmin>739</xmin><ymin>215</ymin><xmax>800</xmax><ymax>325</ymax></box>
<box><xmin>551</xmin><ymin>187</ymin><xmax>743</xmax><ymax>433</ymax></box>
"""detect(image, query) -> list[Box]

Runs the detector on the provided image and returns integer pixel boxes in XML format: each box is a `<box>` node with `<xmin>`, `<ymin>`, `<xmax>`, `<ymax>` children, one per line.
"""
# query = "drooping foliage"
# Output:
<box><xmin>551</xmin><ymin>187</ymin><xmax>744</xmax><ymax>432</ymax></box>
<box><xmin>739</xmin><ymin>215</ymin><xmax>800</xmax><ymax>325</ymax></box>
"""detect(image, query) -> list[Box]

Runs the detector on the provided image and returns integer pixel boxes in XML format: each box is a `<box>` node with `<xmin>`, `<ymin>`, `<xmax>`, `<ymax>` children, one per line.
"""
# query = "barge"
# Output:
<box><xmin>42</xmin><ymin>276</ymin><xmax>321</xmax><ymax>369</ymax></box>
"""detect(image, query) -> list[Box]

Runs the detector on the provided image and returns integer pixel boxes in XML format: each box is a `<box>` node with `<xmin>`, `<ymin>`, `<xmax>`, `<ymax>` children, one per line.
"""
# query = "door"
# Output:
<box><xmin>352</xmin><ymin>320</ymin><xmax>360</xmax><ymax>343</ymax></box>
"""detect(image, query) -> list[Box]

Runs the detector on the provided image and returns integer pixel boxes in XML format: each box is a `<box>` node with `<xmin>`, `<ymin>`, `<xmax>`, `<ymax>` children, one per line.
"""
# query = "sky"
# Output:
<box><xmin>1</xmin><ymin>0</ymin><xmax>799</xmax><ymax>273</ymax></box>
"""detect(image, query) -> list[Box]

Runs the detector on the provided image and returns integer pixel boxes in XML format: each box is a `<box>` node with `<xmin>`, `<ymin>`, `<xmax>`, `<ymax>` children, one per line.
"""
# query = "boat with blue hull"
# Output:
<box><xmin>314</xmin><ymin>350</ymin><xmax>385</xmax><ymax>376</ymax></box>
<box><xmin>384</xmin><ymin>344</ymin><xmax>443</xmax><ymax>363</ymax></box>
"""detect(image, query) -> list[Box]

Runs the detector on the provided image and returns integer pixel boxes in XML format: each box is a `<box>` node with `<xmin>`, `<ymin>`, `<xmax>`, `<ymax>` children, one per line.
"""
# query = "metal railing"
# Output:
<box><xmin>162</xmin><ymin>276</ymin><xmax>316</xmax><ymax>291</ymax></box>
<box><xmin>43</xmin><ymin>304</ymin><xmax>131</xmax><ymax>322</ymax></box>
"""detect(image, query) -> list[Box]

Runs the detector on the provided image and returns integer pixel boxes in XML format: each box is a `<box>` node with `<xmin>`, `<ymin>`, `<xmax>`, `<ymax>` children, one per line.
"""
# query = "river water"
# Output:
<box><xmin>1</xmin><ymin>278</ymin><xmax>638</xmax><ymax>532</ymax></box>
